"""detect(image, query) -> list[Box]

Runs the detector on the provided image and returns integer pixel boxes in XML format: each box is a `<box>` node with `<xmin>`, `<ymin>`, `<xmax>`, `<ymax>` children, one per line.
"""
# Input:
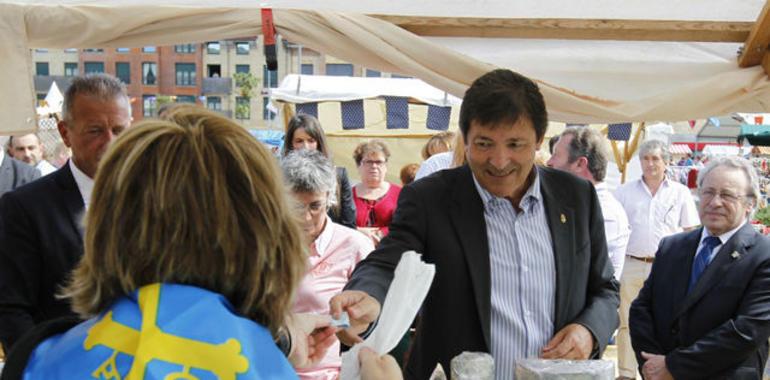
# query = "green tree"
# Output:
<box><xmin>233</xmin><ymin>72</ymin><xmax>259</xmax><ymax>120</ymax></box>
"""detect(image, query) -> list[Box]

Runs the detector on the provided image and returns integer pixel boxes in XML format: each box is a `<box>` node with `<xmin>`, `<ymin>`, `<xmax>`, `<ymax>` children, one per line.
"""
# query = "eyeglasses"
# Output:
<box><xmin>699</xmin><ymin>188</ymin><xmax>752</xmax><ymax>203</ymax></box>
<box><xmin>294</xmin><ymin>200</ymin><xmax>327</xmax><ymax>215</ymax></box>
<box><xmin>362</xmin><ymin>159</ymin><xmax>386</xmax><ymax>167</ymax></box>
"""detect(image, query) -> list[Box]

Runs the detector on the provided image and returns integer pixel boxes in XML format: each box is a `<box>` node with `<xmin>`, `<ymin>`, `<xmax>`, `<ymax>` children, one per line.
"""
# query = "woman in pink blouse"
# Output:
<box><xmin>281</xmin><ymin>149</ymin><xmax>374</xmax><ymax>380</ymax></box>
<box><xmin>352</xmin><ymin>140</ymin><xmax>402</xmax><ymax>246</ymax></box>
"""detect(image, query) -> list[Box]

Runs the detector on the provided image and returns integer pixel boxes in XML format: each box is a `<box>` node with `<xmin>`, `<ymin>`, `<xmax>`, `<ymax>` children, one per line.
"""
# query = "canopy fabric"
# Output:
<box><xmin>670</xmin><ymin>144</ymin><xmax>693</xmax><ymax>155</ymax></box>
<box><xmin>272</xmin><ymin>74</ymin><xmax>462</xmax><ymax>106</ymax></box>
<box><xmin>2</xmin><ymin>1</ymin><xmax>770</xmax><ymax>134</ymax></box>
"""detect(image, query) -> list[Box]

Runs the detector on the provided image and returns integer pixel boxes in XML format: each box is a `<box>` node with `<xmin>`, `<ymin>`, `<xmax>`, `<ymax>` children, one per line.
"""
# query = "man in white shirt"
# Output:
<box><xmin>0</xmin><ymin>74</ymin><xmax>132</xmax><ymax>351</ymax></box>
<box><xmin>614</xmin><ymin>139</ymin><xmax>700</xmax><ymax>379</ymax></box>
<box><xmin>547</xmin><ymin>127</ymin><xmax>630</xmax><ymax>281</ymax></box>
<box><xmin>7</xmin><ymin>133</ymin><xmax>57</xmax><ymax>176</ymax></box>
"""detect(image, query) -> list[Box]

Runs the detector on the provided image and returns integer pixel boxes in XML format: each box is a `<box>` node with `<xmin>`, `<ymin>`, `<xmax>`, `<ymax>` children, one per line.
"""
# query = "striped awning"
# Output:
<box><xmin>670</xmin><ymin>144</ymin><xmax>692</xmax><ymax>155</ymax></box>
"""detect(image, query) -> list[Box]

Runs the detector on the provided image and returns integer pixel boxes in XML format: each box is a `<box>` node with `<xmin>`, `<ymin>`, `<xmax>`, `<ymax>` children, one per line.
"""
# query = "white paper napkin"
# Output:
<box><xmin>340</xmin><ymin>251</ymin><xmax>435</xmax><ymax>380</ymax></box>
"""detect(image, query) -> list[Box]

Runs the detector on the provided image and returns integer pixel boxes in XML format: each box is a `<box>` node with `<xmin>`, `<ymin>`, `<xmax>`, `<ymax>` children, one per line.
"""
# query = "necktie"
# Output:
<box><xmin>688</xmin><ymin>236</ymin><xmax>721</xmax><ymax>293</ymax></box>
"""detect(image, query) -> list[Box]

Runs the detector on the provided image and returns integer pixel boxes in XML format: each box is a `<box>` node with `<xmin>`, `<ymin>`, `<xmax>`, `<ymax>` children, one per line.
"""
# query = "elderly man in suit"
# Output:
<box><xmin>330</xmin><ymin>69</ymin><xmax>620</xmax><ymax>379</ymax></box>
<box><xmin>630</xmin><ymin>156</ymin><xmax>770</xmax><ymax>380</ymax></box>
<box><xmin>0</xmin><ymin>73</ymin><xmax>132</xmax><ymax>351</ymax></box>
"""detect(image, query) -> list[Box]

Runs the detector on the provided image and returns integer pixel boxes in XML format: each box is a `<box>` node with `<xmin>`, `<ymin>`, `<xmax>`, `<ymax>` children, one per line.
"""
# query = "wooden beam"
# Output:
<box><xmin>764</xmin><ymin>50</ymin><xmax>770</xmax><ymax>76</ymax></box>
<box><xmin>371</xmin><ymin>15</ymin><xmax>752</xmax><ymax>43</ymax></box>
<box><xmin>738</xmin><ymin>0</ymin><xmax>770</xmax><ymax>70</ymax></box>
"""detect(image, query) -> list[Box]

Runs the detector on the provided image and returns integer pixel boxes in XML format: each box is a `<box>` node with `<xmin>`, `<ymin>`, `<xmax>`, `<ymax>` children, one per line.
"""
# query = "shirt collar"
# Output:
<box><xmin>311</xmin><ymin>215</ymin><xmax>333</xmax><ymax>257</ymax></box>
<box><xmin>68</xmin><ymin>159</ymin><xmax>93</xmax><ymax>208</ymax></box>
<box><xmin>700</xmin><ymin>220</ymin><xmax>747</xmax><ymax>247</ymax></box>
<box><xmin>472</xmin><ymin>168</ymin><xmax>542</xmax><ymax>213</ymax></box>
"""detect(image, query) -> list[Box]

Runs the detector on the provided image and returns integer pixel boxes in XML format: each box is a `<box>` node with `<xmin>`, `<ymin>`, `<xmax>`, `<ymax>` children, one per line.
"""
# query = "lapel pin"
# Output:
<box><xmin>731</xmin><ymin>251</ymin><xmax>741</xmax><ymax>259</ymax></box>
<box><xmin>560</xmin><ymin>214</ymin><xmax>566</xmax><ymax>224</ymax></box>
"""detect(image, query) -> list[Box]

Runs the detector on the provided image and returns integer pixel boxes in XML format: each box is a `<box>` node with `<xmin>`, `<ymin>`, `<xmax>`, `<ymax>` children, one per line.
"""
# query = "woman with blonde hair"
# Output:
<box><xmin>2</xmin><ymin>106</ymin><xmax>340</xmax><ymax>379</ymax></box>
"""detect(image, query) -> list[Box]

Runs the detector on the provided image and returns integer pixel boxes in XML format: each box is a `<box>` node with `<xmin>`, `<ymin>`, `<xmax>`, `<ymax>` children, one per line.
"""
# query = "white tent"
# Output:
<box><xmin>2</xmin><ymin>0</ymin><xmax>769</xmax><ymax>134</ymax></box>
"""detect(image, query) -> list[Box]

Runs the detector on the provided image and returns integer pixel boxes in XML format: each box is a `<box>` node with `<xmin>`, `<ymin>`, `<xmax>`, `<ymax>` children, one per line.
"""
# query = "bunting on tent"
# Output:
<box><xmin>296</xmin><ymin>102</ymin><xmax>318</xmax><ymax>118</ymax></box>
<box><xmin>341</xmin><ymin>100</ymin><xmax>365</xmax><ymax>130</ymax></box>
<box><xmin>384</xmin><ymin>96</ymin><xmax>409</xmax><ymax>129</ymax></box>
<box><xmin>426</xmin><ymin>105</ymin><xmax>451</xmax><ymax>131</ymax></box>
<box><xmin>607</xmin><ymin>123</ymin><xmax>633</xmax><ymax>141</ymax></box>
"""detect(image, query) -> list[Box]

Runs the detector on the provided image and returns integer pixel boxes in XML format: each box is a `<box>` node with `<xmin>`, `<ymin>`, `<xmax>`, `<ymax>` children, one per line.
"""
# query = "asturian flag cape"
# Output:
<box><xmin>22</xmin><ymin>283</ymin><xmax>297</xmax><ymax>380</ymax></box>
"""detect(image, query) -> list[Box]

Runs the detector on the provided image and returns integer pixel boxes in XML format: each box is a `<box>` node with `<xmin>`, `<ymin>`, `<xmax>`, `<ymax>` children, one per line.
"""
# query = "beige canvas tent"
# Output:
<box><xmin>2</xmin><ymin>0</ymin><xmax>769</xmax><ymax>135</ymax></box>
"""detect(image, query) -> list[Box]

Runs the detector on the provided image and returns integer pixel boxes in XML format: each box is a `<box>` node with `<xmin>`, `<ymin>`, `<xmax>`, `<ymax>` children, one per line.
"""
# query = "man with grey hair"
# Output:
<box><xmin>281</xmin><ymin>149</ymin><xmax>374</xmax><ymax>379</ymax></box>
<box><xmin>547</xmin><ymin>127</ymin><xmax>630</xmax><ymax>281</ymax></box>
<box><xmin>614</xmin><ymin>139</ymin><xmax>700</xmax><ymax>379</ymax></box>
<box><xmin>630</xmin><ymin>156</ymin><xmax>770</xmax><ymax>379</ymax></box>
<box><xmin>0</xmin><ymin>73</ymin><xmax>132</xmax><ymax>351</ymax></box>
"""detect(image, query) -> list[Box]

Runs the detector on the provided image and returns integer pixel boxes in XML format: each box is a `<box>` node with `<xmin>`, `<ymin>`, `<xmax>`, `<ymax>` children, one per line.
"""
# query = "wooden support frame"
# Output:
<box><xmin>371</xmin><ymin>15</ymin><xmax>753</xmax><ymax>43</ymax></box>
<box><xmin>604</xmin><ymin>122</ymin><xmax>646</xmax><ymax>184</ymax></box>
<box><xmin>738</xmin><ymin>0</ymin><xmax>770</xmax><ymax>75</ymax></box>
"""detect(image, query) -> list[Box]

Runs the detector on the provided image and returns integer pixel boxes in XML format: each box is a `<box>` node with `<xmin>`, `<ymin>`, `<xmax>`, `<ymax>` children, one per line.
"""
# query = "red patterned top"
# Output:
<box><xmin>352</xmin><ymin>183</ymin><xmax>402</xmax><ymax>237</ymax></box>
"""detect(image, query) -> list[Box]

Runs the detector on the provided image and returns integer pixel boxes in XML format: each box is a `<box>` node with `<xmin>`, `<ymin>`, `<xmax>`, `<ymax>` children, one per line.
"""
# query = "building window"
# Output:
<box><xmin>301</xmin><ymin>64</ymin><xmax>314</xmax><ymax>75</ymax></box>
<box><xmin>235</xmin><ymin>42</ymin><xmax>250</xmax><ymax>55</ymax></box>
<box><xmin>84</xmin><ymin>62</ymin><xmax>105</xmax><ymax>74</ymax></box>
<box><xmin>64</xmin><ymin>62</ymin><xmax>78</xmax><ymax>77</ymax></box>
<box><xmin>142</xmin><ymin>62</ymin><xmax>157</xmax><ymax>85</ymax></box>
<box><xmin>207</xmin><ymin>64</ymin><xmax>221</xmax><ymax>78</ymax></box>
<box><xmin>207</xmin><ymin>96</ymin><xmax>222</xmax><ymax>111</ymax></box>
<box><xmin>235</xmin><ymin>96</ymin><xmax>250</xmax><ymax>120</ymax></box>
<box><xmin>142</xmin><ymin>46</ymin><xmax>157</xmax><ymax>53</ymax></box>
<box><xmin>235</xmin><ymin>64</ymin><xmax>250</xmax><ymax>74</ymax></box>
<box><xmin>64</xmin><ymin>48</ymin><xmax>78</xmax><ymax>53</ymax></box>
<box><xmin>174</xmin><ymin>44</ymin><xmax>196</xmax><ymax>53</ymax></box>
<box><xmin>206</xmin><ymin>42</ymin><xmax>221</xmax><ymax>55</ymax></box>
<box><xmin>35</xmin><ymin>62</ymin><xmax>49</xmax><ymax>76</ymax></box>
<box><xmin>176</xmin><ymin>95</ymin><xmax>196</xmax><ymax>104</ymax></box>
<box><xmin>326</xmin><ymin>63</ymin><xmax>354</xmax><ymax>77</ymax></box>
<box><xmin>116</xmin><ymin>62</ymin><xmax>131</xmax><ymax>84</ymax></box>
<box><xmin>366</xmin><ymin>69</ymin><xmax>381</xmax><ymax>77</ymax></box>
<box><xmin>116</xmin><ymin>48</ymin><xmax>130</xmax><ymax>53</ymax></box>
<box><xmin>83</xmin><ymin>48</ymin><xmax>104</xmax><ymax>53</ymax></box>
<box><xmin>175</xmin><ymin>63</ymin><xmax>196</xmax><ymax>86</ymax></box>
<box><xmin>263</xmin><ymin>65</ymin><xmax>278</xmax><ymax>88</ymax></box>
<box><xmin>143</xmin><ymin>95</ymin><xmax>156</xmax><ymax>117</ymax></box>
<box><xmin>263</xmin><ymin>97</ymin><xmax>276</xmax><ymax>120</ymax></box>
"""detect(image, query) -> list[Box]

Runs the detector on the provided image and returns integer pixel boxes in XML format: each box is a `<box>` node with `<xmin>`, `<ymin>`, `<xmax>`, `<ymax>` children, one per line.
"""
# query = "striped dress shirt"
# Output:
<box><xmin>473</xmin><ymin>172</ymin><xmax>556</xmax><ymax>379</ymax></box>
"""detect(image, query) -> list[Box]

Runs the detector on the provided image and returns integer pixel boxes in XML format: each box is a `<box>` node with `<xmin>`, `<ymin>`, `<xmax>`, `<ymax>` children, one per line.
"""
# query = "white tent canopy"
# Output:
<box><xmin>271</xmin><ymin>74</ymin><xmax>462</xmax><ymax>106</ymax></box>
<box><xmin>2</xmin><ymin>0</ymin><xmax>769</xmax><ymax>134</ymax></box>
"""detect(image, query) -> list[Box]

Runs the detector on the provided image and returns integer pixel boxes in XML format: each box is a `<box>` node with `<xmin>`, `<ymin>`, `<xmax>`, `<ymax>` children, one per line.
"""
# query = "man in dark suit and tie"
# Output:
<box><xmin>0</xmin><ymin>150</ymin><xmax>40</xmax><ymax>197</ymax></box>
<box><xmin>630</xmin><ymin>156</ymin><xmax>770</xmax><ymax>380</ymax></box>
<box><xmin>330</xmin><ymin>69</ymin><xmax>620</xmax><ymax>379</ymax></box>
<box><xmin>0</xmin><ymin>74</ymin><xmax>132</xmax><ymax>351</ymax></box>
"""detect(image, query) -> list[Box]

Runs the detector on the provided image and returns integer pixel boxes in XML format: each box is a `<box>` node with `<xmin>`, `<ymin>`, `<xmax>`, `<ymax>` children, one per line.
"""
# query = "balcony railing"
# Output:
<box><xmin>202</xmin><ymin>77</ymin><xmax>232</xmax><ymax>95</ymax></box>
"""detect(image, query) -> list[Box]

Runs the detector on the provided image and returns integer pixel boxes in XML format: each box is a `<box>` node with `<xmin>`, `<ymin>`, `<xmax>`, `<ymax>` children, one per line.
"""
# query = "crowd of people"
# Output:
<box><xmin>1</xmin><ymin>69</ymin><xmax>769</xmax><ymax>380</ymax></box>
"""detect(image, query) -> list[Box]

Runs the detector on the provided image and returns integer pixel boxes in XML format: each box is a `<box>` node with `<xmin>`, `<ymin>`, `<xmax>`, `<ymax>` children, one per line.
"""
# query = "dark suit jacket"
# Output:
<box><xmin>346</xmin><ymin>165</ymin><xmax>620</xmax><ymax>379</ymax></box>
<box><xmin>630</xmin><ymin>224</ymin><xmax>770</xmax><ymax>380</ymax></box>
<box><xmin>329</xmin><ymin>166</ymin><xmax>356</xmax><ymax>229</ymax></box>
<box><xmin>0</xmin><ymin>164</ymin><xmax>84</xmax><ymax>350</ymax></box>
<box><xmin>0</xmin><ymin>154</ymin><xmax>40</xmax><ymax>197</ymax></box>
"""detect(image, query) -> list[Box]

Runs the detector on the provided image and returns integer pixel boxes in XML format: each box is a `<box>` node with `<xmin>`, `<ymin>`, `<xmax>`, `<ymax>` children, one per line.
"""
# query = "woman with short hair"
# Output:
<box><xmin>283</xmin><ymin>114</ymin><xmax>357</xmax><ymax>229</ymax></box>
<box><xmin>352</xmin><ymin>140</ymin><xmax>401</xmax><ymax>245</ymax></box>
<box><xmin>281</xmin><ymin>149</ymin><xmax>374</xmax><ymax>380</ymax></box>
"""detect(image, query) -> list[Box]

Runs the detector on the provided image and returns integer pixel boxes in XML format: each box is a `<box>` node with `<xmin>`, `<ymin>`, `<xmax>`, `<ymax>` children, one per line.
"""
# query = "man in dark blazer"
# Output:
<box><xmin>0</xmin><ymin>73</ymin><xmax>132</xmax><ymax>351</ymax></box>
<box><xmin>630</xmin><ymin>156</ymin><xmax>770</xmax><ymax>380</ymax></box>
<box><xmin>0</xmin><ymin>152</ymin><xmax>40</xmax><ymax>197</ymax></box>
<box><xmin>330</xmin><ymin>69</ymin><xmax>619</xmax><ymax>379</ymax></box>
